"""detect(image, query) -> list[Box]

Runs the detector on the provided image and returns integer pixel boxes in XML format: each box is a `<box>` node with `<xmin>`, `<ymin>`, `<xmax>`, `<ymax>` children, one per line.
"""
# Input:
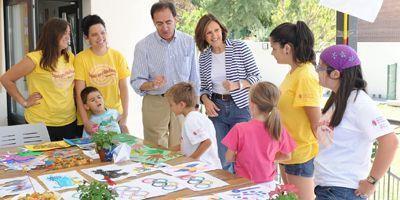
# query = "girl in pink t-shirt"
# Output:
<box><xmin>222</xmin><ymin>82</ymin><xmax>296</xmax><ymax>184</ymax></box>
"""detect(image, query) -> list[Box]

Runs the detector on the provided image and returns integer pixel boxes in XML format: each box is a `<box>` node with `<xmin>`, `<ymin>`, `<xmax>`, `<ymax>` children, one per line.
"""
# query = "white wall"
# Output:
<box><xmin>357</xmin><ymin>42</ymin><xmax>400</xmax><ymax>99</ymax></box>
<box><xmin>0</xmin><ymin>0</ymin><xmax>8</xmax><ymax>125</ymax></box>
<box><xmin>83</xmin><ymin>0</ymin><xmax>158</xmax><ymax>138</ymax></box>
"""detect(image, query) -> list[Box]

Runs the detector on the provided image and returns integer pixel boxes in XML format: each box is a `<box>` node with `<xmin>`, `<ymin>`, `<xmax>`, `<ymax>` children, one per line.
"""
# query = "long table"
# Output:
<box><xmin>0</xmin><ymin>146</ymin><xmax>254</xmax><ymax>199</ymax></box>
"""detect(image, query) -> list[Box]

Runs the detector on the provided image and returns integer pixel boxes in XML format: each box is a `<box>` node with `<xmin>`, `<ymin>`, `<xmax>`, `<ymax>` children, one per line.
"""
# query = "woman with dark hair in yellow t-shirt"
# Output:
<box><xmin>74</xmin><ymin>15</ymin><xmax>130</xmax><ymax>135</ymax></box>
<box><xmin>0</xmin><ymin>18</ymin><xmax>78</xmax><ymax>141</ymax></box>
<box><xmin>269</xmin><ymin>21</ymin><xmax>322</xmax><ymax>200</ymax></box>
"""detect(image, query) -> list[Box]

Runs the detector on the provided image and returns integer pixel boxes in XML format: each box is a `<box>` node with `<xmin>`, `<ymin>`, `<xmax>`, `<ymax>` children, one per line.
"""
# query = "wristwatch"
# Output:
<box><xmin>366</xmin><ymin>175</ymin><xmax>377</xmax><ymax>185</ymax></box>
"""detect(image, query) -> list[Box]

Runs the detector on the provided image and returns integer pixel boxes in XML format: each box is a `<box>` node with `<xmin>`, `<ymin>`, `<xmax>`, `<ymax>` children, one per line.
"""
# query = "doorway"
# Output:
<box><xmin>4</xmin><ymin>0</ymin><xmax>82</xmax><ymax>125</ymax></box>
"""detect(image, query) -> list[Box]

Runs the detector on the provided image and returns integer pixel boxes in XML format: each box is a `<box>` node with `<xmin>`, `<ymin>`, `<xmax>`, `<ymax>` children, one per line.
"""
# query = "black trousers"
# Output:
<box><xmin>46</xmin><ymin>120</ymin><xmax>82</xmax><ymax>141</ymax></box>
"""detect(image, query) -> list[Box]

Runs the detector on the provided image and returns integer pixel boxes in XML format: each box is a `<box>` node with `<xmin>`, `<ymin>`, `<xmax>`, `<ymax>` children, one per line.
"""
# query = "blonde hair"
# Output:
<box><xmin>165</xmin><ymin>82</ymin><xmax>196</xmax><ymax>108</ymax></box>
<box><xmin>250</xmin><ymin>82</ymin><xmax>282</xmax><ymax>140</ymax></box>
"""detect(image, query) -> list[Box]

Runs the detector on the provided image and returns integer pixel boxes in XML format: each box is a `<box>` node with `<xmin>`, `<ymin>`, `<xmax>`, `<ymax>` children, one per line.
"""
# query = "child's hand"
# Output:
<box><xmin>84</xmin><ymin>121</ymin><xmax>98</xmax><ymax>134</ymax></box>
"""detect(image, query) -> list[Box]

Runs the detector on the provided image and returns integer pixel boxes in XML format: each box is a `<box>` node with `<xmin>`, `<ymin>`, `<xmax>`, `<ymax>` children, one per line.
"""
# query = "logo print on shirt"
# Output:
<box><xmin>51</xmin><ymin>67</ymin><xmax>74</xmax><ymax>89</ymax></box>
<box><xmin>89</xmin><ymin>64</ymin><xmax>117</xmax><ymax>87</ymax></box>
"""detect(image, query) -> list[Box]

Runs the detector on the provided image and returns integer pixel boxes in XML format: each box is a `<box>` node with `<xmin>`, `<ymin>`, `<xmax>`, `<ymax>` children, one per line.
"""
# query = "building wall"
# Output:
<box><xmin>357</xmin><ymin>42</ymin><xmax>400</xmax><ymax>99</ymax></box>
<box><xmin>0</xmin><ymin>0</ymin><xmax>8</xmax><ymax>125</ymax></box>
<box><xmin>82</xmin><ymin>0</ymin><xmax>157</xmax><ymax>137</ymax></box>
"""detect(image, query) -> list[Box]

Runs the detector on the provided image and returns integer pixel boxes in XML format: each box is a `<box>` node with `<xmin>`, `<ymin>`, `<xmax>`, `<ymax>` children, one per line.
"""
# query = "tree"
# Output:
<box><xmin>270</xmin><ymin>0</ymin><xmax>336</xmax><ymax>51</ymax></box>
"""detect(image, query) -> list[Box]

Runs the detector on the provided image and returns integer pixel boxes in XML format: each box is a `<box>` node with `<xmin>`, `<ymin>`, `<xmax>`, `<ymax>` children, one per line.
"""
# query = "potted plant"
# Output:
<box><xmin>92</xmin><ymin>130</ymin><xmax>117</xmax><ymax>162</ymax></box>
<box><xmin>77</xmin><ymin>180</ymin><xmax>118</xmax><ymax>200</ymax></box>
<box><xmin>269</xmin><ymin>184</ymin><xmax>299</xmax><ymax>200</ymax></box>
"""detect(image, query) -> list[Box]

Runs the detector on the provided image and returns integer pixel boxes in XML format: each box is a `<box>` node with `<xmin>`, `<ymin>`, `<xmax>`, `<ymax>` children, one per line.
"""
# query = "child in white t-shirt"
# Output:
<box><xmin>165</xmin><ymin>82</ymin><xmax>222</xmax><ymax>169</ymax></box>
<box><xmin>80</xmin><ymin>86</ymin><xmax>121</xmax><ymax>138</ymax></box>
<box><xmin>314</xmin><ymin>45</ymin><xmax>398</xmax><ymax>200</ymax></box>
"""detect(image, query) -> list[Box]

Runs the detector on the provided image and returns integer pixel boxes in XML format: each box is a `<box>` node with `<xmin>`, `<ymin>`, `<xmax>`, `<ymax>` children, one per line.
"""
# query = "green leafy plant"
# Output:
<box><xmin>269</xmin><ymin>184</ymin><xmax>299</xmax><ymax>200</ymax></box>
<box><xmin>77</xmin><ymin>180</ymin><xmax>118</xmax><ymax>200</ymax></box>
<box><xmin>92</xmin><ymin>130</ymin><xmax>117</xmax><ymax>150</ymax></box>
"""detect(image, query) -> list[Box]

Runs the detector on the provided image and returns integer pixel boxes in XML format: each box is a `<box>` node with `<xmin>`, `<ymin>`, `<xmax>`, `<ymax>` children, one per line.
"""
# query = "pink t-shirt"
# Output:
<box><xmin>222</xmin><ymin>119</ymin><xmax>296</xmax><ymax>183</ymax></box>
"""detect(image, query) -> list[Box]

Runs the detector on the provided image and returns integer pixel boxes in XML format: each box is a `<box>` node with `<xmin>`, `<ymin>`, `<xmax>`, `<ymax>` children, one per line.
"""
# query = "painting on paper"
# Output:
<box><xmin>0</xmin><ymin>176</ymin><xmax>45</xmax><ymax>198</ymax></box>
<box><xmin>162</xmin><ymin>161</ymin><xmax>216</xmax><ymax>176</ymax></box>
<box><xmin>81</xmin><ymin>163</ymin><xmax>139</xmax><ymax>182</ymax></box>
<box><xmin>130</xmin><ymin>144</ymin><xmax>182</xmax><ymax>164</ymax></box>
<box><xmin>178</xmin><ymin>173</ymin><xmax>228</xmax><ymax>191</ymax></box>
<box><xmin>38</xmin><ymin>170</ymin><xmax>85</xmax><ymax>191</ymax></box>
<box><xmin>25</xmin><ymin>141</ymin><xmax>70</xmax><ymax>151</ymax></box>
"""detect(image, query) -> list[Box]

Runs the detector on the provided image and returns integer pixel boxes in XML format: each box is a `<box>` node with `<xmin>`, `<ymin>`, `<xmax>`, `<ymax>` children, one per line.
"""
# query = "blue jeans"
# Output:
<box><xmin>209</xmin><ymin>98</ymin><xmax>251</xmax><ymax>172</ymax></box>
<box><xmin>315</xmin><ymin>186</ymin><xmax>367</xmax><ymax>200</ymax></box>
<box><xmin>281</xmin><ymin>158</ymin><xmax>315</xmax><ymax>178</ymax></box>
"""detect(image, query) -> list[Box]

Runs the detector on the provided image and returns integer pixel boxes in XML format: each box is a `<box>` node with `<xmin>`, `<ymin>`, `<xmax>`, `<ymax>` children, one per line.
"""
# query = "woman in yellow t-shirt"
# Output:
<box><xmin>74</xmin><ymin>15</ymin><xmax>130</xmax><ymax>135</ymax></box>
<box><xmin>269</xmin><ymin>21</ymin><xmax>322</xmax><ymax>200</ymax></box>
<box><xmin>0</xmin><ymin>18</ymin><xmax>78</xmax><ymax>141</ymax></box>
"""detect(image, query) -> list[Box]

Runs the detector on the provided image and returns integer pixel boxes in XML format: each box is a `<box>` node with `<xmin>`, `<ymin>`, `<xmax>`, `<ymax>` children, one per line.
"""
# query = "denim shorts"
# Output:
<box><xmin>281</xmin><ymin>158</ymin><xmax>314</xmax><ymax>178</ymax></box>
<box><xmin>315</xmin><ymin>185</ymin><xmax>367</xmax><ymax>200</ymax></box>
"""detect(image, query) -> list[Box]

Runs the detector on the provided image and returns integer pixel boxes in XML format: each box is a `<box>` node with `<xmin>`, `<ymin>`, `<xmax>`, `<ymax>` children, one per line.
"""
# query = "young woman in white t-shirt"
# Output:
<box><xmin>314</xmin><ymin>44</ymin><xmax>398</xmax><ymax>200</ymax></box>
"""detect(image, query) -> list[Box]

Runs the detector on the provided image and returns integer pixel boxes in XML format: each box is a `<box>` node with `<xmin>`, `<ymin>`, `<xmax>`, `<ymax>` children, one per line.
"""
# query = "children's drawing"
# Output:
<box><xmin>0</xmin><ymin>176</ymin><xmax>45</xmax><ymax>198</ymax></box>
<box><xmin>136</xmin><ymin>173</ymin><xmax>187</xmax><ymax>194</ymax></box>
<box><xmin>60</xmin><ymin>190</ymin><xmax>80</xmax><ymax>200</ymax></box>
<box><xmin>114</xmin><ymin>179</ymin><xmax>166</xmax><ymax>200</ymax></box>
<box><xmin>130</xmin><ymin>145</ymin><xmax>182</xmax><ymax>164</ymax></box>
<box><xmin>217</xmin><ymin>184</ymin><xmax>275</xmax><ymax>200</ymax></box>
<box><xmin>63</xmin><ymin>137</ymin><xmax>93</xmax><ymax>146</ymax></box>
<box><xmin>0</xmin><ymin>154</ymin><xmax>47</xmax><ymax>171</ymax></box>
<box><xmin>162</xmin><ymin>161</ymin><xmax>216</xmax><ymax>176</ymax></box>
<box><xmin>112</xmin><ymin>134</ymin><xmax>141</xmax><ymax>145</ymax></box>
<box><xmin>25</xmin><ymin>141</ymin><xmax>70</xmax><ymax>151</ymax></box>
<box><xmin>38</xmin><ymin>170</ymin><xmax>85</xmax><ymax>191</ymax></box>
<box><xmin>176</xmin><ymin>195</ymin><xmax>221</xmax><ymax>200</ymax></box>
<box><xmin>131</xmin><ymin>162</ymin><xmax>171</xmax><ymax>175</ymax></box>
<box><xmin>81</xmin><ymin>163</ymin><xmax>138</xmax><ymax>182</ymax></box>
<box><xmin>178</xmin><ymin>173</ymin><xmax>228</xmax><ymax>191</ymax></box>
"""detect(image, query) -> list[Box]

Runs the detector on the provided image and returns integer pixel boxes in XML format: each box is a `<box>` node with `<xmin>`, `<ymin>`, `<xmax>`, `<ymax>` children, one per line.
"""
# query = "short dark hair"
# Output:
<box><xmin>195</xmin><ymin>14</ymin><xmax>228</xmax><ymax>52</ymax></box>
<box><xmin>81</xmin><ymin>86</ymin><xmax>101</xmax><ymax>104</ymax></box>
<box><xmin>150</xmin><ymin>1</ymin><xmax>176</xmax><ymax>19</ymax></box>
<box><xmin>81</xmin><ymin>14</ymin><xmax>106</xmax><ymax>37</ymax></box>
<box><xmin>165</xmin><ymin>82</ymin><xmax>196</xmax><ymax>108</ymax></box>
<box><xmin>270</xmin><ymin>21</ymin><xmax>315</xmax><ymax>65</ymax></box>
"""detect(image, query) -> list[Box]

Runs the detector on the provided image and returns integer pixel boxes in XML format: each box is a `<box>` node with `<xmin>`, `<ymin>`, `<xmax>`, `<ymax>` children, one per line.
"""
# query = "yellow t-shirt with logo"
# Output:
<box><xmin>74</xmin><ymin>48</ymin><xmax>130</xmax><ymax>124</ymax></box>
<box><xmin>25</xmin><ymin>51</ymin><xmax>76</xmax><ymax>126</ymax></box>
<box><xmin>278</xmin><ymin>63</ymin><xmax>322</xmax><ymax>164</ymax></box>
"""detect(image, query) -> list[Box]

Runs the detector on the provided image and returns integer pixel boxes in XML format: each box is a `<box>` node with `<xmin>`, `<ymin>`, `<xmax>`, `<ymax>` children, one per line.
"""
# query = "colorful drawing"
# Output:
<box><xmin>136</xmin><ymin>173</ymin><xmax>187</xmax><ymax>193</ymax></box>
<box><xmin>25</xmin><ymin>141</ymin><xmax>70</xmax><ymax>151</ymax></box>
<box><xmin>162</xmin><ymin>161</ymin><xmax>217</xmax><ymax>176</ymax></box>
<box><xmin>113</xmin><ymin>179</ymin><xmax>166</xmax><ymax>200</ymax></box>
<box><xmin>112</xmin><ymin>134</ymin><xmax>141</xmax><ymax>145</ymax></box>
<box><xmin>38</xmin><ymin>170</ymin><xmax>85</xmax><ymax>191</ymax></box>
<box><xmin>131</xmin><ymin>162</ymin><xmax>171</xmax><ymax>175</ymax></box>
<box><xmin>81</xmin><ymin>163</ymin><xmax>138</xmax><ymax>182</ymax></box>
<box><xmin>63</xmin><ymin>137</ymin><xmax>93</xmax><ymax>146</ymax></box>
<box><xmin>178</xmin><ymin>173</ymin><xmax>229</xmax><ymax>191</ymax></box>
<box><xmin>0</xmin><ymin>154</ymin><xmax>47</xmax><ymax>171</ymax></box>
<box><xmin>130</xmin><ymin>145</ymin><xmax>182</xmax><ymax>164</ymax></box>
<box><xmin>60</xmin><ymin>190</ymin><xmax>80</xmax><ymax>200</ymax></box>
<box><xmin>217</xmin><ymin>184</ymin><xmax>275</xmax><ymax>200</ymax></box>
<box><xmin>0</xmin><ymin>176</ymin><xmax>45</xmax><ymax>198</ymax></box>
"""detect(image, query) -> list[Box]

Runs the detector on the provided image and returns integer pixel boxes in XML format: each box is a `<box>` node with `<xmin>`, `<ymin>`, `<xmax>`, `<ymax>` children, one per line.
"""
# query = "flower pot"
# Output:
<box><xmin>96</xmin><ymin>148</ymin><xmax>113</xmax><ymax>162</ymax></box>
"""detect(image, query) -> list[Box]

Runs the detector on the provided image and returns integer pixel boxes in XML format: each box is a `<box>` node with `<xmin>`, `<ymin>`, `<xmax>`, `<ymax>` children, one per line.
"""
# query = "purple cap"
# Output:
<box><xmin>320</xmin><ymin>45</ymin><xmax>361</xmax><ymax>71</ymax></box>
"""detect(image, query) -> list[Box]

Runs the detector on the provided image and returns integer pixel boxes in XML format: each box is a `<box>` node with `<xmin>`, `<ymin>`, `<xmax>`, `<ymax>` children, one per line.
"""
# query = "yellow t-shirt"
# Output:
<box><xmin>25</xmin><ymin>51</ymin><xmax>76</xmax><ymax>126</ymax></box>
<box><xmin>74</xmin><ymin>48</ymin><xmax>130</xmax><ymax>124</ymax></box>
<box><xmin>278</xmin><ymin>63</ymin><xmax>322</xmax><ymax>164</ymax></box>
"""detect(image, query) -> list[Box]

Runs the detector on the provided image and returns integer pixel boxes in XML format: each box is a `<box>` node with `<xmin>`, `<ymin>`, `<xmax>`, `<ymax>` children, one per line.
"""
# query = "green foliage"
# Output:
<box><xmin>78</xmin><ymin>181</ymin><xmax>118</xmax><ymax>200</ymax></box>
<box><xmin>270</xmin><ymin>0</ymin><xmax>336</xmax><ymax>51</ymax></box>
<box><xmin>176</xmin><ymin>0</ymin><xmax>335</xmax><ymax>50</ymax></box>
<box><xmin>92</xmin><ymin>131</ymin><xmax>117</xmax><ymax>150</ymax></box>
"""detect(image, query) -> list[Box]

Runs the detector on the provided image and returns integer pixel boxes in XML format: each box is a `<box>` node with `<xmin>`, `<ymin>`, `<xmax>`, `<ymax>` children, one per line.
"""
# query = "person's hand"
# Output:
<box><xmin>152</xmin><ymin>75</ymin><xmax>166</xmax><ymax>90</ymax></box>
<box><xmin>203</xmin><ymin>98</ymin><xmax>220</xmax><ymax>117</ymax></box>
<box><xmin>118</xmin><ymin>115</ymin><xmax>129</xmax><ymax>133</ymax></box>
<box><xmin>355</xmin><ymin>179</ymin><xmax>375</xmax><ymax>198</ymax></box>
<box><xmin>84</xmin><ymin>121</ymin><xmax>98</xmax><ymax>135</ymax></box>
<box><xmin>222</xmin><ymin>80</ymin><xmax>239</xmax><ymax>91</ymax></box>
<box><xmin>24</xmin><ymin>92</ymin><xmax>42</xmax><ymax>108</ymax></box>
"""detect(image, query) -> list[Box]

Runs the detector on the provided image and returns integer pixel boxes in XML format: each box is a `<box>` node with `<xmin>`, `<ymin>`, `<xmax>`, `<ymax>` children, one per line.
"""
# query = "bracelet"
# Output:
<box><xmin>238</xmin><ymin>80</ymin><xmax>243</xmax><ymax>90</ymax></box>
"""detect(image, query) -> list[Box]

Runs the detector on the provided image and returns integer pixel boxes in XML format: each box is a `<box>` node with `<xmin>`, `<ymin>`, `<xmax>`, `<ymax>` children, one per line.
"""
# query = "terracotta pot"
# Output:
<box><xmin>96</xmin><ymin>147</ymin><xmax>113</xmax><ymax>162</ymax></box>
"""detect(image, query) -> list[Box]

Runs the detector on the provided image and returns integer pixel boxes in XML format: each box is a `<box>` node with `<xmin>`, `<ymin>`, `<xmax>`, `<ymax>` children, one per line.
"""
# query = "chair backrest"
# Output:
<box><xmin>0</xmin><ymin>123</ymin><xmax>50</xmax><ymax>148</ymax></box>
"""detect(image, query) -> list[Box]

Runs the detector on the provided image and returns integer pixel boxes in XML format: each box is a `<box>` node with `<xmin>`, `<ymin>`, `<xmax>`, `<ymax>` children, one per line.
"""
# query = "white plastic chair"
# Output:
<box><xmin>0</xmin><ymin>123</ymin><xmax>50</xmax><ymax>148</ymax></box>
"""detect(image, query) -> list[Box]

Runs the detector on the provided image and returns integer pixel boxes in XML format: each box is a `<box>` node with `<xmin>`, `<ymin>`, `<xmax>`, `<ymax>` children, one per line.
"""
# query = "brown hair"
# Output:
<box><xmin>80</xmin><ymin>86</ymin><xmax>101</xmax><ymax>104</ymax></box>
<box><xmin>250</xmin><ymin>82</ymin><xmax>282</xmax><ymax>140</ymax></box>
<box><xmin>35</xmin><ymin>18</ymin><xmax>70</xmax><ymax>71</ymax></box>
<box><xmin>194</xmin><ymin>14</ymin><xmax>228</xmax><ymax>52</ymax></box>
<box><xmin>165</xmin><ymin>82</ymin><xmax>196</xmax><ymax>108</ymax></box>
